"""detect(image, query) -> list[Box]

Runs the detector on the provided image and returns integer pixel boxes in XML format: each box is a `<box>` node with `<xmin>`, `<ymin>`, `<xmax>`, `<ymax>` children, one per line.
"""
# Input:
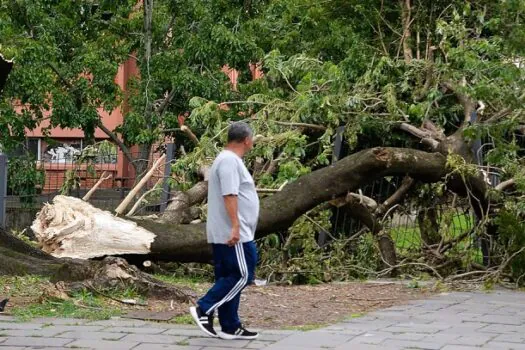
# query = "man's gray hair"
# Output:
<box><xmin>227</xmin><ymin>122</ymin><xmax>253</xmax><ymax>143</ymax></box>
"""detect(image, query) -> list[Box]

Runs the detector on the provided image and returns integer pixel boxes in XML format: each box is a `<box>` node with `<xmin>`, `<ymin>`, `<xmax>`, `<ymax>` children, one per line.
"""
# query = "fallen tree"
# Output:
<box><xmin>32</xmin><ymin>147</ymin><xmax>448</xmax><ymax>265</ymax></box>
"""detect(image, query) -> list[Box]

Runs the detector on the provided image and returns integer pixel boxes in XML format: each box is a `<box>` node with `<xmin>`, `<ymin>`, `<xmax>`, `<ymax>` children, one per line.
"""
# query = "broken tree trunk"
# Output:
<box><xmin>161</xmin><ymin>181</ymin><xmax>208</xmax><ymax>224</ymax></box>
<box><xmin>33</xmin><ymin>147</ymin><xmax>449</xmax><ymax>263</ymax></box>
<box><xmin>0</xmin><ymin>228</ymin><xmax>193</xmax><ymax>300</ymax></box>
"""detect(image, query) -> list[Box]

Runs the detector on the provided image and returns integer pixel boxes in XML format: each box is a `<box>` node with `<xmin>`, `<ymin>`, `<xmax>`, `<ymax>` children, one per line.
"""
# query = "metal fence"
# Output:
<box><xmin>0</xmin><ymin>144</ymin><xmax>177</xmax><ymax>231</ymax></box>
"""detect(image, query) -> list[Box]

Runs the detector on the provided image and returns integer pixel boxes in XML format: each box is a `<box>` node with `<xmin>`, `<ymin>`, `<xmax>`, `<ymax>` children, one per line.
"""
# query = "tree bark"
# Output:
<box><xmin>161</xmin><ymin>181</ymin><xmax>208</xmax><ymax>223</ymax></box>
<box><xmin>34</xmin><ymin>147</ymin><xmax>449</xmax><ymax>263</ymax></box>
<box><xmin>0</xmin><ymin>229</ymin><xmax>193</xmax><ymax>300</ymax></box>
<box><xmin>342</xmin><ymin>197</ymin><xmax>397</xmax><ymax>273</ymax></box>
<box><xmin>399</xmin><ymin>0</ymin><xmax>413</xmax><ymax>62</ymax></box>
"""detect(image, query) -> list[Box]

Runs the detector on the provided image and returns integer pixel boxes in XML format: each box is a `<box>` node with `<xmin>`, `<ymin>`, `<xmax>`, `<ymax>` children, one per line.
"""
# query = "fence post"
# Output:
<box><xmin>318</xmin><ymin>126</ymin><xmax>346</xmax><ymax>246</ymax></box>
<box><xmin>332</xmin><ymin>126</ymin><xmax>345</xmax><ymax>163</ymax></box>
<box><xmin>160</xmin><ymin>143</ymin><xmax>175</xmax><ymax>213</ymax></box>
<box><xmin>0</xmin><ymin>153</ymin><xmax>7</xmax><ymax>229</ymax></box>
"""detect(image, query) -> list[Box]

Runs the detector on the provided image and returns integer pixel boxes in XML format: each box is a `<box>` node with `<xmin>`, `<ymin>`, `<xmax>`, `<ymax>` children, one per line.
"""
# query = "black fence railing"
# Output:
<box><xmin>1</xmin><ymin>144</ymin><xmax>177</xmax><ymax>231</ymax></box>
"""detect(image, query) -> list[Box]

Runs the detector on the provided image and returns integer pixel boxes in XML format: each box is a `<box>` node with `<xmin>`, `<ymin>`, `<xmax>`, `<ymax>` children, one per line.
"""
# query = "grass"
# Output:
<box><xmin>12</xmin><ymin>299</ymin><xmax>121</xmax><ymax>322</ymax></box>
<box><xmin>284</xmin><ymin>324</ymin><xmax>325</xmax><ymax>331</ymax></box>
<box><xmin>0</xmin><ymin>275</ymin><xmax>50</xmax><ymax>298</ymax></box>
<box><xmin>390</xmin><ymin>212</ymin><xmax>483</xmax><ymax>264</ymax></box>
<box><xmin>0</xmin><ymin>275</ymin><xmax>143</xmax><ymax>322</ymax></box>
<box><xmin>153</xmin><ymin>274</ymin><xmax>210</xmax><ymax>286</ymax></box>
<box><xmin>170</xmin><ymin>314</ymin><xmax>194</xmax><ymax>325</ymax></box>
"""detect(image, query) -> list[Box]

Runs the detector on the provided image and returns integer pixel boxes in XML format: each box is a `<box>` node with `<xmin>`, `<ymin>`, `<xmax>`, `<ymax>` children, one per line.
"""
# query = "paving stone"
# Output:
<box><xmin>119</xmin><ymin>333</ymin><xmax>186</xmax><ymax>344</ymax></box>
<box><xmin>483</xmin><ymin>342</ymin><xmax>525</xmax><ymax>350</ymax></box>
<box><xmin>44</xmin><ymin>325</ymin><xmax>106</xmax><ymax>333</ymax></box>
<box><xmin>245</xmin><ymin>340</ymin><xmax>275</xmax><ymax>349</ymax></box>
<box><xmin>255</xmin><ymin>333</ymin><xmax>292</xmax><ymax>342</ymax></box>
<box><xmin>56</xmin><ymin>331</ymin><xmax>126</xmax><ymax>341</ymax></box>
<box><xmin>348</xmin><ymin>333</ymin><xmax>388</xmax><ymax>345</ymax></box>
<box><xmin>65</xmin><ymin>339</ymin><xmax>139</xmax><ymax>349</ymax></box>
<box><xmin>24</xmin><ymin>347</ymin><xmax>76</xmax><ymax>350</ymax></box>
<box><xmin>271</xmin><ymin>332</ymin><xmax>352</xmax><ymax>348</ymax></box>
<box><xmin>187</xmin><ymin>337</ymin><xmax>250</xmax><ymax>348</ymax></box>
<box><xmin>0</xmin><ymin>323</ymin><xmax>43</xmax><ymax>330</ymax></box>
<box><xmin>476</xmin><ymin>315</ymin><xmax>524</xmax><ymax>325</ymax></box>
<box><xmin>0</xmin><ymin>316</ymin><xmax>18</xmax><ymax>322</ymax></box>
<box><xmin>478</xmin><ymin>324</ymin><xmax>523</xmax><ymax>334</ymax></box>
<box><xmin>0</xmin><ymin>328</ymin><xmax>66</xmax><ymax>338</ymax></box>
<box><xmin>202</xmin><ymin>347</ymin><xmax>255</xmax><ymax>350</ymax></box>
<box><xmin>450</xmin><ymin>334</ymin><xmax>495</xmax><ymax>346</ymax></box>
<box><xmin>492</xmin><ymin>333</ymin><xmax>525</xmax><ymax>343</ymax></box>
<box><xmin>437</xmin><ymin>322</ymin><xmax>490</xmax><ymax>334</ymax></box>
<box><xmin>132</xmin><ymin>345</ymin><xmax>202</xmax><ymax>350</ymax></box>
<box><xmin>31</xmin><ymin>318</ymin><xmax>88</xmax><ymax>326</ymax></box>
<box><xmin>163</xmin><ymin>328</ymin><xmax>210</xmax><ymax>337</ymax></box>
<box><xmin>104</xmin><ymin>326</ymin><xmax>167</xmax><ymax>334</ymax></box>
<box><xmin>378</xmin><ymin>332</ymin><xmax>427</xmax><ymax>341</ymax></box>
<box><xmin>380</xmin><ymin>338</ymin><xmax>445</xmax><ymax>349</ymax></box>
<box><xmin>2</xmin><ymin>337</ymin><xmax>73</xmax><ymax>347</ymax></box>
<box><xmin>87</xmin><ymin>319</ymin><xmax>149</xmax><ymax>327</ymax></box>
<box><xmin>335</xmin><ymin>344</ymin><xmax>393</xmax><ymax>350</ymax></box>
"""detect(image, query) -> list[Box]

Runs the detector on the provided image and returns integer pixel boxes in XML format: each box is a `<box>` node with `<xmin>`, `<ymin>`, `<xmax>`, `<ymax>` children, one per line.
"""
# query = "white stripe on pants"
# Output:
<box><xmin>205</xmin><ymin>243</ymin><xmax>248</xmax><ymax>315</ymax></box>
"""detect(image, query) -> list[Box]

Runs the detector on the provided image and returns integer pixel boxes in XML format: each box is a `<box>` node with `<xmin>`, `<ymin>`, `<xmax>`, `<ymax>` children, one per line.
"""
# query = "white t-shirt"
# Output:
<box><xmin>206</xmin><ymin>150</ymin><xmax>260</xmax><ymax>244</ymax></box>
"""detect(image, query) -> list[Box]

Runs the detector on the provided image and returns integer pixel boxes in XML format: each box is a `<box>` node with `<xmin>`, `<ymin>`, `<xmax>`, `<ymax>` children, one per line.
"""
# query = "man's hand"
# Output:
<box><xmin>227</xmin><ymin>225</ymin><xmax>240</xmax><ymax>246</ymax></box>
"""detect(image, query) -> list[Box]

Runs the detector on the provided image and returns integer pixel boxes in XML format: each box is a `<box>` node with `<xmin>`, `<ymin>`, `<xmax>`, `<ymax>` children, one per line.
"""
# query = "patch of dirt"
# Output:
<box><xmin>1</xmin><ymin>278</ymin><xmax>429</xmax><ymax>329</ymax></box>
<box><xmin>240</xmin><ymin>282</ymin><xmax>428</xmax><ymax>328</ymax></box>
<box><xmin>139</xmin><ymin>281</ymin><xmax>429</xmax><ymax>328</ymax></box>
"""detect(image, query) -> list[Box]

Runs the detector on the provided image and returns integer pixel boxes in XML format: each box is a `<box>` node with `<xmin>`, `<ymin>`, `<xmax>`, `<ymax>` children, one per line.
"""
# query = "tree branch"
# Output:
<box><xmin>97</xmin><ymin>120</ymin><xmax>134</xmax><ymax>165</ymax></box>
<box><xmin>115</xmin><ymin>154</ymin><xmax>167</xmax><ymax>216</ymax></box>
<box><xmin>180</xmin><ymin>125</ymin><xmax>199</xmax><ymax>145</ymax></box>
<box><xmin>399</xmin><ymin>123</ymin><xmax>440</xmax><ymax>149</ymax></box>
<box><xmin>442</xmin><ymin>80</ymin><xmax>476</xmax><ymax>124</ymax></box>
<box><xmin>376</xmin><ymin>176</ymin><xmax>415</xmax><ymax>215</ymax></box>
<box><xmin>495</xmin><ymin>179</ymin><xmax>515</xmax><ymax>191</ymax></box>
<box><xmin>274</xmin><ymin>121</ymin><xmax>327</xmax><ymax>131</ymax></box>
<box><xmin>82</xmin><ymin>171</ymin><xmax>113</xmax><ymax>201</ymax></box>
<box><xmin>126</xmin><ymin>178</ymin><xmax>163</xmax><ymax>217</ymax></box>
<box><xmin>156</xmin><ymin>87</ymin><xmax>177</xmax><ymax>116</ymax></box>
<box><xmin>399</xmin><ymin>0</ymin><xmax>414</xmax><ymax>63</ymax></box>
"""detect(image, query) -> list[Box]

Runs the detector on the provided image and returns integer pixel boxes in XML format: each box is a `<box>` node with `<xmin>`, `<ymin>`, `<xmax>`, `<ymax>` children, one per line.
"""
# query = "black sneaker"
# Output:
<box><xmin>190</xmin><ymin>306</ymin><xmax>217</xmax><ymax>337</ymax></box>
<box><xmin>219</xmin><ymin>324</ymin><xmax>258</xmax><ymax>340</ymax></box>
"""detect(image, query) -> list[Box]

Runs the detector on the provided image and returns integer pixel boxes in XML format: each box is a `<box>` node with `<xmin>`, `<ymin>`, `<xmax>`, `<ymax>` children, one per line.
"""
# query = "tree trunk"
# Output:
<box><xmin>33</xmin><ymin>147</ymin><xmax>449</xmax><ymax>263</ymax></box>
<box><xmin>0</xmin><ymin>228</ymin><xmax>193</xmax><ymax>300</ymax></box>
<box><xmin>161</xmin><ymin>181</ymin><xmax>208</xmax><ymax>223</ymax></box>
<box><xmin>341</xmin><ymin>197</ymin><xmax>398</xmax><ymax>274</ymax></box>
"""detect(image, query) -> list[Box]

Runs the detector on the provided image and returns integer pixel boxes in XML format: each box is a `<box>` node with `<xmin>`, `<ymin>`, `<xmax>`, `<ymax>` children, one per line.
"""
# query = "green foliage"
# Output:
<box><xmin>257</xmin><ymin>210</ymin><xmax>380</xmax><ymax>284</ymax></box>
<box><xmin>7</xmin><ymin>156</ymin><xmax>45</xmax><ymax>204</ymax></box>
<box><xmin>495</xmin><ymin>207</ymin><xmax>525</xmax><ymax>283</ymax></box>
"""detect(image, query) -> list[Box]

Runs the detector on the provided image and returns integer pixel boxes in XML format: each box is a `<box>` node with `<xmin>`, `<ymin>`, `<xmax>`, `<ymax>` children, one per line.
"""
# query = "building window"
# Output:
<box><xmin>6</xmin><ymin>138</ymin><xmax>41</xmax><ymax>160</ymax></box>
<box><xmin>42</xmin><ymin>139</ymin><xmax>82</xmax><ymax>163</ymax></box>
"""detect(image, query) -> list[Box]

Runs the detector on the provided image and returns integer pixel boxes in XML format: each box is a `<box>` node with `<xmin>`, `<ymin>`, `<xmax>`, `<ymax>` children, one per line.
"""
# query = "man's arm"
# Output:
<box><xmin>224</xmin><ymin>195</ymin><xmax>240</xmax><ymax>246</ymax></box>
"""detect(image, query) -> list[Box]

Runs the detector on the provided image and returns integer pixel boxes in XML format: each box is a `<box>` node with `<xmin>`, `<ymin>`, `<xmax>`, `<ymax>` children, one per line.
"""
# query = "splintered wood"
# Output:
<box><xmin>32</xmin><ymin>195</ymin><xmax>157</xmax><ymax>259</ymax></box>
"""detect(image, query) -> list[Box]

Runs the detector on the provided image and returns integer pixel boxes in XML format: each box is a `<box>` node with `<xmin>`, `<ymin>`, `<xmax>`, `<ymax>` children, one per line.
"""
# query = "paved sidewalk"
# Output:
<box><xmin>0</xmin><ymin>289</ymin><xmax>523</xmax><ymax>349</ymax></box>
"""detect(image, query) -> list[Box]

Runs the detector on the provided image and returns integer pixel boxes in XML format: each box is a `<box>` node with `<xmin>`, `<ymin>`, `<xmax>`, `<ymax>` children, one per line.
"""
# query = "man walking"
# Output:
<box><xmin>190</xmin><ymin>122</ymin><xmax>259</xmax><ymax>340</ymax></box>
